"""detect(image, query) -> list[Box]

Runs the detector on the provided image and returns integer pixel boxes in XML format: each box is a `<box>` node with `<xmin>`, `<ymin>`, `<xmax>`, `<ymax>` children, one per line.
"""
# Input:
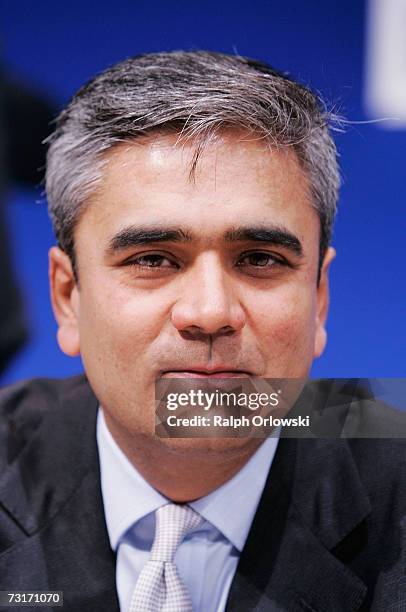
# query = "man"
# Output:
<box><xmin>0</xmin><ymin>51</ymin><xmax>404</xmax><ymax>612</ymax></box>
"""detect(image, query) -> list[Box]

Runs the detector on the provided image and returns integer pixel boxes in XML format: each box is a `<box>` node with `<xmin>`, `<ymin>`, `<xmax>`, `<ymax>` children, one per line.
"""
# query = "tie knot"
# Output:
<box><xmin>150</xmin><ymin>504</ymin><xmax>204</xmax><ymax>562</ymax></box>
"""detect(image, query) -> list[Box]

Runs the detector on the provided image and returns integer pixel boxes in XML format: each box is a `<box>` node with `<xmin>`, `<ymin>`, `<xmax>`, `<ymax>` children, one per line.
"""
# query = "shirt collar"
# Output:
<box><xmin>97</xmin><ymin>408</ymin><xmax>279</xmax><ymax>552</ymax></box>
<box><xmin>97</xmin><ymin>408</ymin><xmax>167</xmax><ymax>550</ymax></box>
<box><xmin>189</xmin><ymin>434</ymin><xmax>279</xmax><ymax>551</ymax></box>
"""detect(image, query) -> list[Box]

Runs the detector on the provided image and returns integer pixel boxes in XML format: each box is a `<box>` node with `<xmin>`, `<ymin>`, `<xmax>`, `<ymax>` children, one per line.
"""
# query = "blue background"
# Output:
<box><xmin>1</xmin><ymin>0</ymin><xmax>405</xmax><ymax>385</ymax></box>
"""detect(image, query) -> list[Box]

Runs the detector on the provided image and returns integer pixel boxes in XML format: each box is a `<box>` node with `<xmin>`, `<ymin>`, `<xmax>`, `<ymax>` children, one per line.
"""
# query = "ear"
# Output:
<box><xmin>314</xmin><ymin>246</ymin><xmax>336</xmax><ymax>359</ymax></box>
<box><xmin>49</xmin><ymin>246</ymin><xmax>81</xmax><ymax>357</ymax></box>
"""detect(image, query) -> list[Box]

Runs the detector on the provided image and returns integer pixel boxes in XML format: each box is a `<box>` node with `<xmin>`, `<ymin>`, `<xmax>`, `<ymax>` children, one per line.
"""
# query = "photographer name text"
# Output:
<box><xmin>165</xmin><ymin>414</ymin><xmax>310</xmax><ymax>428</ymax></box>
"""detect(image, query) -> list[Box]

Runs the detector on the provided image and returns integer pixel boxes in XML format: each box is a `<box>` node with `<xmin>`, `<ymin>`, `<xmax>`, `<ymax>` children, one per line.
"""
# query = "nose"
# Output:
<box><xmin>170</xmin><ymin>254</ymin><xmax>246</xmax><ymax>339</ymax></box>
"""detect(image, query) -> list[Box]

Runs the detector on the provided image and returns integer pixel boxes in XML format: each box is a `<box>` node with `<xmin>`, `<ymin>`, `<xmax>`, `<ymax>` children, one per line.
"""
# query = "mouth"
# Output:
<box><xmin>160</xmin><ymin>369</ymin><xmax>252</xmax><ymax>379</ymax></box>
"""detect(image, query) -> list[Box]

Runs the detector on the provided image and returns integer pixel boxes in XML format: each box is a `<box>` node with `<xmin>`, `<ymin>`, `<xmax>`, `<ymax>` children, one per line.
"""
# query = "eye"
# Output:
<box><xmin>235</xmin><ymin>251</ymin><xmax>292</xmax><ymax>278</ymax></box>
<box><xmin>236</xmin><ymin>251</ymin><xmax>283</xmax><ymax>268</ymax></box>
<box><xmin>125</xmin><ymin>253</ymin><xmax>179</xmax><ymax>269</ymax></box>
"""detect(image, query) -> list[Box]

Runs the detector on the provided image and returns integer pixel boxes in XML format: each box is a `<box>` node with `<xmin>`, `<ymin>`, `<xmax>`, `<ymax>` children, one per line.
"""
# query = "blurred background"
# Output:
<box><xmin>1</xmin><ymin>0</ymin><xmax>405</xmax><ymax>386</ymax></box>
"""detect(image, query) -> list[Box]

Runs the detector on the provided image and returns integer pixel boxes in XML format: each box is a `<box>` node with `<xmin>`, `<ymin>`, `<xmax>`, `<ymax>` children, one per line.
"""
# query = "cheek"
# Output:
<box><xmin>77</xmin><ymin>283</ymin><xmax>168</xmax><ymax>372</ymax></box>
<box><xmin>75</xmin><ymin>284</ymin><xmax>168</xmax><ymax>433</ymax></box>
<box><xmin>251</xmin><ymin>288</ymin><xmax>317</xmax><ymax>374</ymax></box>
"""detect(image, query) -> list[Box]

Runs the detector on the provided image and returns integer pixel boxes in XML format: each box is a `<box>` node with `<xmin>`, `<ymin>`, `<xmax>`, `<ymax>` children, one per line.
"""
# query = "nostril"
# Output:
<box><xmin>178</xmin><ymin>328</ymin><xmax>209</xmax><ymax>342</ymax></box>
<box><xmin>219</xmin><ymin>326</ymin><xmax>236</xmax><ymax>337</ymax></box>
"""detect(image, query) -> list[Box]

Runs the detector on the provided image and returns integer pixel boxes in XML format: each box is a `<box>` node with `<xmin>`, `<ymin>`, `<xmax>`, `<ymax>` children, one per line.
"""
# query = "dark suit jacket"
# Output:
<box><xmin>0</xmin><ymin>376</ymin><xmax>404</xmax><ymax>611</ymax></box>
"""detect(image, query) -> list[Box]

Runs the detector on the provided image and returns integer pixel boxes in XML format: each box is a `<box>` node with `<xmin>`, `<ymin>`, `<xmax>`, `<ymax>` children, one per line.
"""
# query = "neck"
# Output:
<box><xmin>104</xmin><ymin>413</ymin><xmax>263</xmax><ymax>501</ymax></box>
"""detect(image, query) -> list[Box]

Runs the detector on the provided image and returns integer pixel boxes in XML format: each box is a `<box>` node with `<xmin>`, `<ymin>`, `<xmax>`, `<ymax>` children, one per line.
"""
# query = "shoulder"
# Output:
<box><xmin>0</xmin><ymin>374</ymin><xmax>92</xmax><ymax>425</ymax></box>
<box><xmin>347</xmin><ymin>436</ymin><xmax>405</xmax><ymax>507</ymax></box>
<box><xmin>0</xmin><ymin>375</ymin><xmax>94</xmax><ymax>468</ymax></box>
<box><xmin>317</xmin><ymin>378</ymin><xmax>406</xmax><ymax>498</ymax></box>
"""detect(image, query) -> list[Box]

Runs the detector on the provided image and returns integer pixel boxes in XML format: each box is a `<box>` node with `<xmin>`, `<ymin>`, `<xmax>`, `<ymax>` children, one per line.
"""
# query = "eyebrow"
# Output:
<box><xmin>225</xmin><ymin>227</ymin><xmax>303</xmax><ymax>256</ymax></box>
<box><xmin>106</xmin><ymin>224</ymin><xmax>303</xmax><ymax>257</ymax></box>
<box><xmin>107</xmin><ymin>227</ymin><xmax>192</xmax><ymax>255</ymax></box>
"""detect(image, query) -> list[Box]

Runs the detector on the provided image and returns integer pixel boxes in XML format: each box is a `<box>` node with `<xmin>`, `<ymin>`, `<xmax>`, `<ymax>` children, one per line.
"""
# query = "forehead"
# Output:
<box><xmin>80</xmin><ymin>130</ymin><xmax>318</xmax><ymax>245</ymax></box>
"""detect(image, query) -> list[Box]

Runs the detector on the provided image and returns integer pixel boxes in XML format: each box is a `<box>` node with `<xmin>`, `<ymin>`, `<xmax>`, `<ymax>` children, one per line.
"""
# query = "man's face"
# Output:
<box><xmin>50</xmin><ymin>131</ymin><xmax>334</xmax><ymax>443</ymax></box>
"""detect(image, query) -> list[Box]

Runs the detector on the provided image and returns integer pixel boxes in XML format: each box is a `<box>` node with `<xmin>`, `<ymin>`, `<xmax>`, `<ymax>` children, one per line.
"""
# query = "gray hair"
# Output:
<box><xmin>46</xmin><ymin>50</ymin><xmax>340</xmax><ymax>278</ymax></box>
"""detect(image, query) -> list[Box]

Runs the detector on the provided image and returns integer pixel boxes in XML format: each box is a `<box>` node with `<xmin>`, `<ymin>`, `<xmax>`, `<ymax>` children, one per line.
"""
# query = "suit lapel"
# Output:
<box><xmin>0</xmin><ymin>376</ymin><xmax>119</xmax><ymax>611</ymax></box>
<box><xmin>226</xmin><ymin>437</ymin><xmax>370</xmax><ymax>612</ymax></box>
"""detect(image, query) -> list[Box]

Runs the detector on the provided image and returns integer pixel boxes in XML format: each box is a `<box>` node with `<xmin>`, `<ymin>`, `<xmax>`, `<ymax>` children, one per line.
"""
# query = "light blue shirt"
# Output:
<box><xmin>97</xmin><ymin>409</ymin><xmax>279</xmax><ymax>612</ymax></box>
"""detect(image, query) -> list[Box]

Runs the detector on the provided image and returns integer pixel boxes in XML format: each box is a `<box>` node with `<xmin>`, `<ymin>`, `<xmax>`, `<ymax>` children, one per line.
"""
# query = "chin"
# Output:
<box><xmin>154</xmin><ymin>435</ymin><xmax>261</xmax><ymax>457</ymax></box>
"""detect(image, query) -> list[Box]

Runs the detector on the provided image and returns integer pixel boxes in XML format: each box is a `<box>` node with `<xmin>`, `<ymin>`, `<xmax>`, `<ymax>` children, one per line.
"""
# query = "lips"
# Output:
<box><xmin>161</xmin><ymin>369</ymin><xmax>252</xmax><ymax>379</ymax></box>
